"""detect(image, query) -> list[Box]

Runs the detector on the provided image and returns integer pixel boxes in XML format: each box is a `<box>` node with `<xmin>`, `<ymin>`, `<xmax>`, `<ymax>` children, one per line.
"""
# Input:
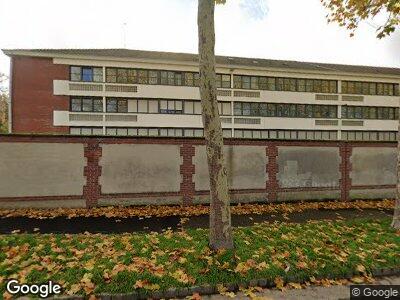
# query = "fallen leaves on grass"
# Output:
<box><xmin>0</xmin><ymin>218</ymin><xmax>398</xmax><ymax>298</ymax></box>
<box><xmin>0</xmin><ymin>199</ymin><xmax>394</xmax><ymax>219</ymax></box>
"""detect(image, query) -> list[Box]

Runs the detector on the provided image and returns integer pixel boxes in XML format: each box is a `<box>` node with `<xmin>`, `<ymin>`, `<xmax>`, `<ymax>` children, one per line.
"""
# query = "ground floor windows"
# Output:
<box><xmin>234</xmin><ymin>129</ymin><xmax>338</xmax><ymax>140</ymax></box>
<box><xmin>69</xmin><ymin>127</ymin><xmax>398</xmax><ymax>142</ymax></box>
<box><xmin>342</xmin><ymin>131</ymin><xmax>397</xmax><ymax>141</ymax></box>
<box><xmin>70</xmin><ymin>127</ymin><xmax>103</xmax><ymax>135</ymax></box>
<box><xmin>103</xmin><ymin>127</ymin><xmax>233</xmax><ymax>138</ymax></box>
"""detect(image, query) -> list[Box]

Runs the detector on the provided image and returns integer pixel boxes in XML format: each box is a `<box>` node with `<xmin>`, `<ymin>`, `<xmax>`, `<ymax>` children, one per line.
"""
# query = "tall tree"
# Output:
<box><xmin>198</xmin><ymin>0</ymin><xmax>233</xmax><ymax>249</ymax></box>
<box><xmin>321</xmin><ymin>0</ymin><xmax>400</xmax><ymax>229</ymax></box>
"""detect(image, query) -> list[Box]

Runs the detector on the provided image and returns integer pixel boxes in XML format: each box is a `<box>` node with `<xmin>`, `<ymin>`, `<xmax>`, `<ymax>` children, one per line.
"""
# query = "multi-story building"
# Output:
<box><xmin>3</xmin><ymin>49</ymin><xmax>400</xmax><ymax>141</ymax></box>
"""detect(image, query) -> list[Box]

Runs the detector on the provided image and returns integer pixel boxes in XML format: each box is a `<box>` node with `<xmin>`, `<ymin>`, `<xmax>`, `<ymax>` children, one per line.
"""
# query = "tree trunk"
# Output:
<box><xmin>392</xmin><ymin>115</ymin><xmax>400</xmax><ymax>229</ymax></box>
<box><xmin>197</xmin><ymin>0</ymin><xmax>233</xmax><ymax>249</ymax></box>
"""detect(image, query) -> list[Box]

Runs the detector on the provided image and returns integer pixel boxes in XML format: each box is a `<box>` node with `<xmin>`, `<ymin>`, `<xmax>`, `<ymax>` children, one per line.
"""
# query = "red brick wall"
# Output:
<box><xmin>11</xmin><ymin>56</ymin><xmax>69</xmax><ymax>133</ymax></box>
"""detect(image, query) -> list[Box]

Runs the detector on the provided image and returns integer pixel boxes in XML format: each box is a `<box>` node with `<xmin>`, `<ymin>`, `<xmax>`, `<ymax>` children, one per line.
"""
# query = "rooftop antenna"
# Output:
<box><xmin>122</xmin><ymin>22</ymin><xmax>127</xmax><ymax>48</ymax></box>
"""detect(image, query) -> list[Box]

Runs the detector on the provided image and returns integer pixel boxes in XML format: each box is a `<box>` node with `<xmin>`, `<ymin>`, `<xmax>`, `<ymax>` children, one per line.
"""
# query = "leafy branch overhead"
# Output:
<box><xmin>321</xmin><ymin>0</ymin><xmax>400</xmax><ymax>38</ymax></box>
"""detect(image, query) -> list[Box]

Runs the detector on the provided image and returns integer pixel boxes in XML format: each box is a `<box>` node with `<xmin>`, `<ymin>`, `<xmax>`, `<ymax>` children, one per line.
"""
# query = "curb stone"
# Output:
<box><xmin>50</xmin><ymin>267</ymin><xmax>400</xmax><ymax>300</ymax></box>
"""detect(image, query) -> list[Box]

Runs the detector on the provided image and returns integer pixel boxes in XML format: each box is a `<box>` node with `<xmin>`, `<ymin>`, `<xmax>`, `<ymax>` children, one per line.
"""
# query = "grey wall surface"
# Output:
<box><xmin>0</xmin><ymin>143</ymin><xmax>85</xmax><ymax>197</ymax></box>
<box><xmin>278</xmin><ymin>146</ymin><xmax>340</xmax><ymax>188</ymax></box>
<box><xmin>193</xmin><ymin>145</ymin><xmax>267</xmax><ymax>191</ymax></box>
<box><xmin>100</xmin><ymin>144</ymin><xmax>181</xmax><ymax>193</ymax></box>
<box><xmin>351</xmin><ymin>147</ymin><xmax>396</xmax><ymax>186</ymax></box>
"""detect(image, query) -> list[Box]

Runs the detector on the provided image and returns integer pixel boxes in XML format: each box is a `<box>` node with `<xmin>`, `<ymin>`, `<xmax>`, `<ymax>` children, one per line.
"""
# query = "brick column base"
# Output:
<box><xmin>266</xmin><ymin>143</ymin><xmax>278</xmax><ymax>202</ymax></box>
<box><xmin>340</xmin><ymin>143</ymin><xmax>352</xmax><ymax>201</ymax></box>
<box><xmin>83</xmin><ymin>140</ymin><xmax>102</xmax><ymax>208</ymax></box>
<box><xmin>180</xmin><ymin>143</ymin><xmax>195</xmax><ymax>205</ymax></box>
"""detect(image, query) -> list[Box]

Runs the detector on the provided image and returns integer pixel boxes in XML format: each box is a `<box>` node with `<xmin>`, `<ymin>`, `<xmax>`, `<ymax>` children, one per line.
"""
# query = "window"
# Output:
<box><xmin>70</xmin><ymin>66</ymin><xmax>103</xmax><ymax>82</ymax></box>
<box><xmin>159</xmin><ymin>100</ymin><xmax>183</xmax><ymax>114</ymax></box>
<box><xmin>106</xmin><ymin>98</ymin><xmax>128</xmax><ymax>113</ymax></box>
<box><xmin>216</xmin><ymin>74</ymin><xmax>231</xmax><ymax>88</ymax></box>
<box><xmin>70</xmin><ymin>97</ymin><xmax>103</xmax><ymax>112</ymax></box>
<box><xmin>218</xmin><ymin>102</ymin><xmax>231</xmax><ymax>115</ymax></box>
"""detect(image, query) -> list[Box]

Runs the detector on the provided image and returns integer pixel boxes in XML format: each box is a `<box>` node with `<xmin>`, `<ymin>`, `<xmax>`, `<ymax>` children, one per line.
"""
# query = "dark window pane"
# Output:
<box><xmin>107</xmin><ymin>99</ymin><xmax>118</xmax><ymax>112</ymax></box>
<box><xmin>93</xmin><ymin>99</ymin><xmax>103</xmax><ymax>112</ymax></box>
<box><xmin>149</xmin><ymin>70</ymin><xmax>158</xmax><ymax>85</ymax></box>
<box><xmin>259</xmin><ymin>77</ymin><xmax>267</xmax><ymax>90</ymax></box>
<box><xmin>71</xmin><ymin>66</ymin><xmax>81</xmax><ymax>81</ymax></box>
<box><xmin>138</xmin><ymin>70</ymin><xmax>148</xmax><ymax>84</ymax></box>
<box><xmin>242</xmin><ymin>76</ymin><xmax>250</xmax><ymax>89</ymax></box>
<box><xmin>233</xmin><ymin>76</ymin><xmax>242</xmax><ymax>89</ymax></box>
<box><xmin>250</xmin><ymin>77</ymin><xmax>258</xmax><ymax>89</ymax></box>
<box><xmin>93</xmin><ymin>68</ymin><xmax>103</xmax><ymax>82</ymax></box>
<box><xmin>234</xmin><ymin>102</ymin><xmax>242</xmax><ymax>115</ymax></box>
<box><xmin>71</xmin><ymin>98</ymin><xmax>81</xmax><ymax>111</ymax></box>
<box><xmin>118</xmin><ymin>100</ymin><xmax>128</xmax><ymax>112</ymax></box>
<box><xmin>117</xmin><ymin>69</ymin><xmax>128</xmax><ymax>83</ymax></box>
<box><xmin>82</xmin><ymin>67</ymin><xmax>93</xmax><ymax>82</ymax></box>
<box><xmin>242</xmin><ymin>102</ymin><xmax>251</xmax><ymax>115</ymax></box>
<box><xmin>184</xmin><ymin>72</ymin><xmax>194</xmax><ymax>86</ymax></box>
<box><xmin>82</xmin><ymin>99</ymin><xmax>93</xmax><ymax>111</ymax></box>
<box><xmin>106</xmin><ymin>68</ymin><xmax>117</xmax><ymax>83</ymax></box>
<box><xmin>222</xmin><ymin>75</ymin><xmax>231</xmax><ymax>88</ymax></box>
<box><xmin>127</xmin><ymin>69</ymin><xmax>137</xmax><ymax>83</ymax></box>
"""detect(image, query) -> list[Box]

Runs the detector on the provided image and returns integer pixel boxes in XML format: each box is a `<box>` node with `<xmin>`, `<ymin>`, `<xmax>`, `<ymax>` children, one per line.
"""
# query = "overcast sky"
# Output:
<box><xmin>0</xmin><ymin>0</ymin><xmax>399</xmax><ymax>81</ymax></box>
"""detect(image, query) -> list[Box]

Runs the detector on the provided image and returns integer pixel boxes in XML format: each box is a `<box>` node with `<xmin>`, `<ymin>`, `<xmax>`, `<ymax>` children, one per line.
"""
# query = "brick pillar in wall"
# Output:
<box><xmin>180</xmin><ymin>143</ymin><xmax>195</xmax><ymax>205</ymax></box>
<box><xmin>266</xmin><ymin>143</ymin><xmax>279</xmax><ymax>202</ymax></box>
<box><xmin>83</xmin><ymin>140</ymin><xmax>102</xmax><ymax>208</ymax></box>
<box><xmin>339</xmin><ymin>143</ymin><xmax>352</xmax><ymax>201</ymax></box>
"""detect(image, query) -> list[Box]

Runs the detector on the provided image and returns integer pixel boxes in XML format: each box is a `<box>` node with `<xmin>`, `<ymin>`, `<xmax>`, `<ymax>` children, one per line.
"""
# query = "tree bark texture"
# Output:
<box><xmin>392</xmin><ymin>115</ymin><xmax>400</xmax><ymax>229</ymax></box>
<box><xmin>197</xmin><ymin>0</ymin><xmax>233</xmax><ymax>249</ymax></box>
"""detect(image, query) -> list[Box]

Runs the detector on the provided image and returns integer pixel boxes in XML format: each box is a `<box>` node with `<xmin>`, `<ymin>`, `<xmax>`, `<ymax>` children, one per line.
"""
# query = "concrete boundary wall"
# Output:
<box><xmin>0</xmin><ymin>134</ymin><xmax>396</xmax><ymax>208</ymax></box>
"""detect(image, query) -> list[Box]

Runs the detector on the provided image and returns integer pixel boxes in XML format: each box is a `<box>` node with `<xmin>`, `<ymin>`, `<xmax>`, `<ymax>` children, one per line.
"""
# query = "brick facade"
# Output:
<box><xmin>11</xmin><ymin>56</ymin><xmax>69</xmax><ymax>133</ymax></box>
<box><xmin>0</xmin><ymin>135</ymin><xmax>396</xmax><ymax>207</ymax></box>
<box><xmin>83</xmin><ymin>140</ymin><xmax>102</xmax><ymax>207</ymax></box>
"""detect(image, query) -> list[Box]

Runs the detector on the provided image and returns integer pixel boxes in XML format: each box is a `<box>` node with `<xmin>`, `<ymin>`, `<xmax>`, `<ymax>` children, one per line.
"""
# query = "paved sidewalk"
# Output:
<box><xmin>202</xmin><ymin>276</ymin><xmax>400</xmax><ymax>300</ymax></box>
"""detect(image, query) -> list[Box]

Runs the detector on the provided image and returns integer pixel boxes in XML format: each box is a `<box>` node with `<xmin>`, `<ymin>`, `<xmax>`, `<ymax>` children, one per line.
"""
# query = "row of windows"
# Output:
<box><xmin>233</xmin><ymin>76</ymin><xmax>338</xmax><ymax>93</ymax></box>
<box><xmin>234</xmin><ymin>102</ymin><xmax>338</xmax><ymax>118</ymax></box>
<box><xmin>69</xmin><ymin>127</ymin><xmax>398</xmax><ymax>141</ymax></box>
<box><xmin>342</xmin><ymin>81</ymin><xmax>399</xmax><ymax>96</ymax></box>
<box><xmin>70</xmin><ymin>97</ymin><xmax>103</xmax><ymax>112</ymax></box>
<box><xmin>105</xmin><ymin>68</ymin><xmax>231</xmax><ymax>88</ymax></box>
<box><xmin>234</xmin><ymin>129</ymin><xmax>338</xmax><ymax>140</ymax></box>
<box><xmin>70</xmin><ymin>66</ymin><xmax>103</xmax><ymax>82</ymax></box>
<box><xmin>70</xmin><ymin>127</ymin><xmax>104</xmax><ymax>135</ymax></box>
<box><xmin>69</xmin><ymin>66</ymin><xmax>399</xmax><ymax>97</ymax></box>
<box><xmin>70</xmin><ymin>97</ymin><xmax>398</xmax><ymax>121</ymax></box>
<box><xmin>342</xmin><ymin>131</ymin><xmax>397</xmax><ymax>141</ymax></box>
<box><xmin>341</xmin><ymin>105</ymin><xmax>399</xmax><ymax>120</ymax></box>
<box><xmin>70</xmin><ymin>97</ymin><xmax>232</xmax><ymax>115</ymax></box>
